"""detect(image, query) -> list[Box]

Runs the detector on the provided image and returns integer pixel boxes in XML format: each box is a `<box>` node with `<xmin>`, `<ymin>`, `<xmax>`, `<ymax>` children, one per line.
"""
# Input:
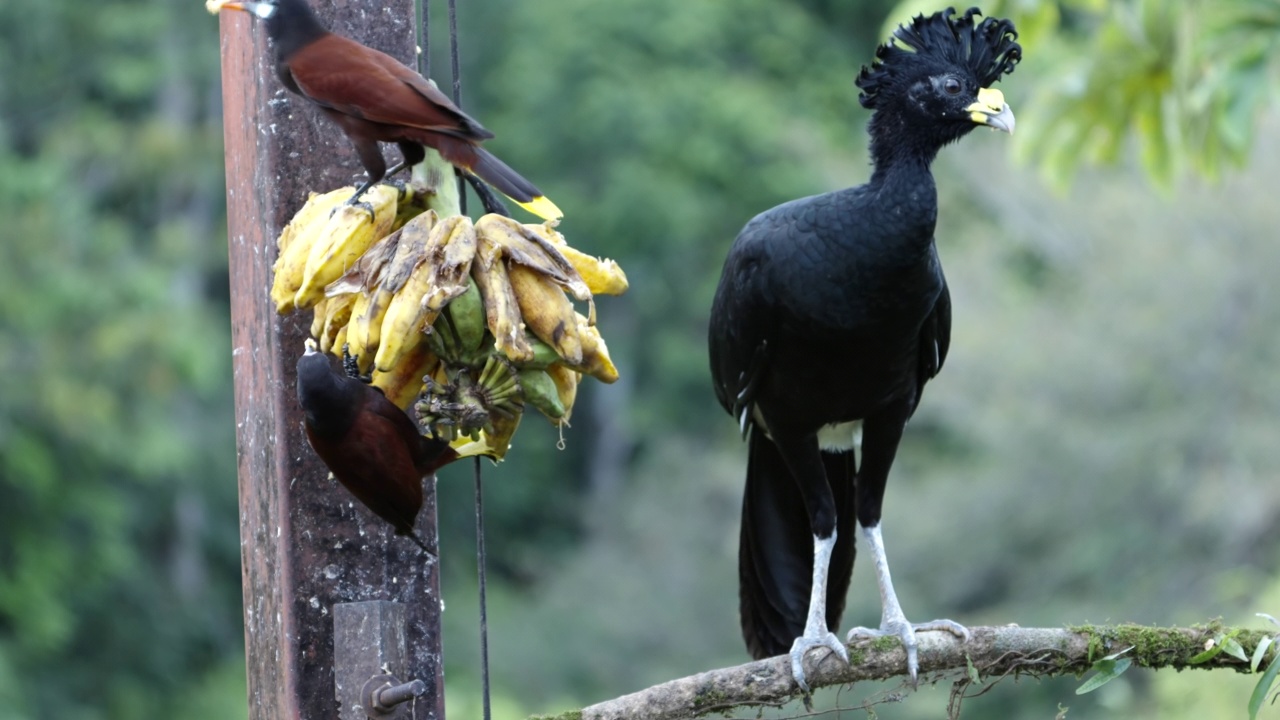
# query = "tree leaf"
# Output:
<box><xmin>1224</xmin><ymin>637</ymin><xmax>1249</xmax><ymax>663</ymax></box>
<box><xmin>1076</xmin><ymin>657</ymin><xmax>1132</xmax><ymax>695</ymax></box>
<box><xmin>1249</xmin><ymin>653</ymin><xmax>1280</xmax><ymax>720</ymax></box>
<box><xmin>1252</xmin><ymin>637</ymin><xmax>1274</xmax><ymax>674</ymax></box>
<box><xmin>966</xmin><ymin>654</ymin><xmax>982</xmax><ymax>685</ymax></box>
<box><xmin>1190</xmin><ymin>640</ymin><xmax>1225</xmax><ymax>664</ymax></box>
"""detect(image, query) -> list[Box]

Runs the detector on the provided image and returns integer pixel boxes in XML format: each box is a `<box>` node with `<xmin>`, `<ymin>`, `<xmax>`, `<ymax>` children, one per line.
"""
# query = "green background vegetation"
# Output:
<box><xmin>1</xmin><ymin>0</ymin><xmax>1277</xmax><ymax>717</ymax></box>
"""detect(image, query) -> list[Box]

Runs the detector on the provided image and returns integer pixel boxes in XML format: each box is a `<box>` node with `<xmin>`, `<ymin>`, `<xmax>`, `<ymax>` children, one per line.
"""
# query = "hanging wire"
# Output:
<box><xmin>444</xmin><ymin>3</ymin><xmax>490</xmax><ymax>719</ymax></box>
<box><xmin>473</xmin><ymin>456</ymin><xmax>492</xmax><ymax>720</ymax></box>
<box><xmin>447</xmin><ymin>0</ymin><xmax>468</xmax><ymax>216</ymax></box>
<box><xmin>448</xmin><ymin>0</ymin><xmax>462</xmax><ymax>107</ymax></box>
<box><xmin>416</xmin><ymin>0</ymin><xmax>429</xmax><ymax>78</ymax></box>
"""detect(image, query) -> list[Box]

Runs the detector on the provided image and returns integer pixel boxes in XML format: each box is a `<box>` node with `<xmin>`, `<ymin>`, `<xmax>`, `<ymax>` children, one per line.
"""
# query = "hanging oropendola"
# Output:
<box><xmin>296</xmin><ymin>340</ymin><xmax>458</xmax><ymax>551</ymax></box>
<box><xmin>210</xmin><ymin>0</ymin><xmax>561</xmax><ymax>220</ymax></box>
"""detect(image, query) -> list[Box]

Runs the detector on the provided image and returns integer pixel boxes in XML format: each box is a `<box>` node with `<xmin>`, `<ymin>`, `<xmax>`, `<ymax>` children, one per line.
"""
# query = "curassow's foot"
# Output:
<box><xmin>789</xmin><ymin>630</ymin><xmax>849</xmax><ymax>694</ymax></box>
<box><xmin>847</xmin><ymin>617</ymin><xmax>968</xmax><ymax>687</ymax></box>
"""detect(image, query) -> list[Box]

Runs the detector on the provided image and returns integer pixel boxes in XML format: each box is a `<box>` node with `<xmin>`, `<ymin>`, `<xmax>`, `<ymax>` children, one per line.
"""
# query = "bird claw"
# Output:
<box><xmin>788</xmin><ymin>631</ymin><xmax>850</xmax><ymax>694</ymax></box>
<box><xmin>341</xmin><ymin>343</ymin><xmax>372</xmax><ymax>383</ymax></box>
<box><xmin>847</xmin><ymin>618</ymin><xmax>968</xmax><ymax>687</ymax></box>
<box><xmin>342</xmin><ymin>190</ymin><xmax>377</xmax><ymax>220</ymax></box>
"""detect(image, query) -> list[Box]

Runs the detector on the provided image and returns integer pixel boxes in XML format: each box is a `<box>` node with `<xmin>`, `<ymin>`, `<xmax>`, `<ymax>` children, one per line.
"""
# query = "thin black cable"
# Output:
<box><xmin>446</xmin><ymin>5</ymin><xmax>488</xmax><ymax>720</ymax></box>
<box><xmin>447</xmin><ymin>0</ymin><xmax>468</xmax><ymax>216</ymax></box>
<box><xmin>447</xmin><ymin>0</ymin><xmax>462</xmax><ymax>107</ymax></box>
<box><xmin>473</xmin><ymin>456</ymin><xmax>492</xmax><ymax>720</ymax></box>
<box><xmin>416</xmin><ymin>0</ymin><xmax>429</xmax><ymax>78</ymax></box>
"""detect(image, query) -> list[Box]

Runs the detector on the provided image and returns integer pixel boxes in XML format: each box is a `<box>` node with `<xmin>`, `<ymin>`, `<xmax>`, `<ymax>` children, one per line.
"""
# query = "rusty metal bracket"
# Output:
<box><xmin>335</xmin><ymin>601</ymin><xmax>425</xmax><ymax>720</ymax></box>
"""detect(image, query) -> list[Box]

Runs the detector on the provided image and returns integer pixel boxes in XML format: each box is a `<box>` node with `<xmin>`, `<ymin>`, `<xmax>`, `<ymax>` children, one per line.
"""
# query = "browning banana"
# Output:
<box><xmin>508</xmin><ymin>263</ymin><xmax>583</xmax><ymax>366</ymax></box>
<box><xmin>545</xmin><ymin>363</ymin><xmax>580</xmax><ymax>424</ymax></box>
<box><xmin>471</xmin><ymin>234</ymin><xmax>534</xmax><ymax>363</ymax></box>
<box><xmin>370</xmin><ymin>341</ymin><xmax>439</xmax><ymax>409</ymax></box>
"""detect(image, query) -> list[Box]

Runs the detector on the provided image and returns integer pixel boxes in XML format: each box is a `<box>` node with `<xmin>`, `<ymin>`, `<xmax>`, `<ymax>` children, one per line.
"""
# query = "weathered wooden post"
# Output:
<box><xmin>216</xmin><ymin>2</ymin><xmax>445</xmax><ymax>717</ymax></box>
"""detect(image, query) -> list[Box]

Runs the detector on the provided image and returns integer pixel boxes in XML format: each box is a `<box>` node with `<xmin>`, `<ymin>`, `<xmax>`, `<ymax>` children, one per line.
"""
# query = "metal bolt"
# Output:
<box><xmin>361</xmin><ymin>674</ymin><xmax>426</xmax><ymax>716</ymax></box>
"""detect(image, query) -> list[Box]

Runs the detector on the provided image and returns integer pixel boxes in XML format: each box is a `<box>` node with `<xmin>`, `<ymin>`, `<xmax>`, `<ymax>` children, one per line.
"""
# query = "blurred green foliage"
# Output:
<box><xmin>0</xmin><ymin>0</ymin><xmax>242</xmax><ymax>717</ymax></box>
<box><xmin>1</xmin><ymin>0</ymin><xmax>1278</xmax><ymax>718</ymax></box>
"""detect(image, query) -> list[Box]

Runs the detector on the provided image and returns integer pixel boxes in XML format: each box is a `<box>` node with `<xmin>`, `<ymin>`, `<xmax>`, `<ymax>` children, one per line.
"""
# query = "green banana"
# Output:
<box><xmin>518</xmin><ymin>368</ymin><xmax>566</xmax><ymax>420</ymax></box>
<box><xmin>447</xmin><ymin>276</ymin><xmax>486</xmax><ymax>357</ymax></box>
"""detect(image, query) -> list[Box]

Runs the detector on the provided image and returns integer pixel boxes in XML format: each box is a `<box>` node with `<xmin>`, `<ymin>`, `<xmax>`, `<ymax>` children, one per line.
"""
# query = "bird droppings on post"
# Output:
<box><xmin>212</xmin><ymin>0</ymin><xmax>617</xmax><ymax>716</ymax></box>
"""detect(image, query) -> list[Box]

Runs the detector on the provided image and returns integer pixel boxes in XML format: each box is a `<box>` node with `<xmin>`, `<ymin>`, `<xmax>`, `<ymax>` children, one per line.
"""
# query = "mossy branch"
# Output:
<box><xmin>528</xmin><ymin>623</ymin><xmax>1276</xmax><ymax>720</ymax></box>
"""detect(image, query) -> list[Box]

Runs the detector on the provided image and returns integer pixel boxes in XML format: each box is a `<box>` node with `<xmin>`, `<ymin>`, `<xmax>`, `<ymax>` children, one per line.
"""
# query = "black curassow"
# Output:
<box><xmin>708</xmin><ymin>7</ymin><xmax>1021</xmax><ymax>691</ymax></box>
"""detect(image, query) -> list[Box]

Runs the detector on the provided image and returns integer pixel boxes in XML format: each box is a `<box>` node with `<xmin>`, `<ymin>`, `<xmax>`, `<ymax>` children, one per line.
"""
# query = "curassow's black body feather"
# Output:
<box><xmin>708</xmin><ymin>7</ymin><xmax>1020</xmax><ymax>689</ymax></box>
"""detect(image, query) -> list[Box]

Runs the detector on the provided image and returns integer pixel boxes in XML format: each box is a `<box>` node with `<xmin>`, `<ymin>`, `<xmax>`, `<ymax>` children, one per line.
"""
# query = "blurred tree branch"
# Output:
<box><xmin>530</xmin><ymin>623</ymin><xmax>1276</xmax><ymax>720</ymax></box>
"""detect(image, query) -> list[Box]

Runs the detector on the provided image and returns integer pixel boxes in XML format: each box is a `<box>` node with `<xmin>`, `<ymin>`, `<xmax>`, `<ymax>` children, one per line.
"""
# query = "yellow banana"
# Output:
<box><xmin>449</xmin><ymin>411</ymin><xmax>522</xmax><ymax>462</ymax></box>
<box><xmin>279</xmin><ymin>187</ymin><xmax>355</xmax><ymax>254</ymax></box>
<box><xmin>349</xmin><ymin>285</ymin><xmax>394</xmax><ymax>363</ymax></box>
<box><xmin>508</xmin><ymin>263</ymin><xmax>582</xmax><ymax>366</ymax></box>
<box><xmin>332</xmin><ymin>324</ymin><xmax>349</xmax><ymax>357</ymax></box>
<box><xmin>343</xmin><ymin>291</ymin><xmax>375</xmax><ymax>372</ymax></box>
<box><xmin>422</xmin><ymin>215</ymin><xmax>477</xmax><ymax>312</ymax></box>
<box><xmin>471</xmin><ymin>235</ymin><xmax>533</xmax><ymax>364</ymax></box>
<box><xmin>371</xmin><ymin>341</ymin><xmax>439</xmax><ymax>409</ymax></box>
<box><xmin>310</xmin><ymin>296</ymin><xmax>330</xmax><ymax>339</ymax></box>
<box><xmin>381</xmin><ymin>210</ymin><xmax>438</xmax><ymax>293</ymax></box>
<box><xmin>546</xmin><ymin>363</ymin><xmax>580</xmax><ymax>423</ymax></box>
<box><xmin>377</xmin><ymin>215</ymin><xmax>476</xmax><ymax>372</ymax></box>
<box><xmin>548</xmin><ymin>242</ymin><xmax>628</xmax><ymax>296</ymax></box>
<box><xmin>270</xmin><ymin>187</ymin><xmax>355</xmax><ymax>313</ymax></box>
<box><xmin>294</xmin><ymin>184</ymin><xmax>398</xmax><ymax>310</ymax></box>
<box><xmin>475</xmin><ymin>214</ymin><xmax>587</xmax><ymax>300</ymax></box>
<box><xmin>571</xmin><ymin>313</ymin><xmax>619</xmax><ymax>383</ymax></box>
<box><xmin>374</xmin><ymin>254</ymin><xmax>437</xmax><ymax>373</ymax></box>
<box><xmin>325</xmin><ymin>226</ymin><xmax>402</xmax><ymax>297</ymax></box>
<box><xmin>319</xmin><ymin>293</ymin><xmax>356</xmax><ymax>354</ymax></box>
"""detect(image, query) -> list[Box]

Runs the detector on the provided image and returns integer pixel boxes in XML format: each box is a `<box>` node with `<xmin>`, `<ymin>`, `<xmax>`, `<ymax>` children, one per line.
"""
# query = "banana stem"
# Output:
<box><xmin>408</xmin><ymin>149</ymin><xmax>462</xmax><ymax>217</ymax></box>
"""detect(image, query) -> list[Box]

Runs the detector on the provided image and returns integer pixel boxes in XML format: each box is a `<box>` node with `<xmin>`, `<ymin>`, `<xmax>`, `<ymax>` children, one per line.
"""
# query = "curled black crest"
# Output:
<box><xmin>856</xmin><ymin>7</ymin><xmax>1022</xmax><ymax>110</ymax></box>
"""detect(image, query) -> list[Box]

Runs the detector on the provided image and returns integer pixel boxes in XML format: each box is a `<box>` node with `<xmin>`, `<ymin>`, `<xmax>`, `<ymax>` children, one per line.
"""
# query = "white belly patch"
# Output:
<box><xmin>750</xmin><ymin>408</ymin><xmax>862</xmax><ymax>453</ymax></box>
<box><xmin>817</xmin><ymin>421</ymin><xmax>862</xmax><ymax>452</ymax></box>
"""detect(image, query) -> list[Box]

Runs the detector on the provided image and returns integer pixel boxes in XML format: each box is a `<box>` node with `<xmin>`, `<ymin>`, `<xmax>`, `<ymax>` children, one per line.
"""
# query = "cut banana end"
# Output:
<box><xmin>449</xmin><ymin>412</ymin><xmax>521</xmax><ymax>461</ymax></box>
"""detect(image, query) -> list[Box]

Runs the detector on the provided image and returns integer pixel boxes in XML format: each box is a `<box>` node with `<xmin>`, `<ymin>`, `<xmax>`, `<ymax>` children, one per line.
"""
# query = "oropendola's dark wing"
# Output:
<box><xmin>284</xmin><ymin>34</ymin><xmax>494</xmax><ymax>142</ymax></box>
<box><xmin>304</xmin><ymin>395</ymin><xmax>425</xmax><ymax>538</ymax></box>
<box><xmin>296</xmin><ymin>341</ymin><xmax>453</xmax><ymax>545</ymax></box>
<box><xmin>210</xmin><ymin>0</ymin><xmax>562</xmax><ymax>219</ymax></box>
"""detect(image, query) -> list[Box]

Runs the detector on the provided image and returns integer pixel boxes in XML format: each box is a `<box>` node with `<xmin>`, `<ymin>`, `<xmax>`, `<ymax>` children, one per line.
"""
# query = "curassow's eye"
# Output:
<box><xmin>943</xmin><ymin>77</ymin><xmax>962</xmax><ymax>95</ymax></box>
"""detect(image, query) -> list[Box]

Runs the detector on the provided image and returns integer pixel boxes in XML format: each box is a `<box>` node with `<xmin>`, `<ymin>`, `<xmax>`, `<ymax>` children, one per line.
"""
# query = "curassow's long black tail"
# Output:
<box><xmin>738</xmin><ymin>430</ymin><xmax>857</xmax><ymax>658</ymax></box>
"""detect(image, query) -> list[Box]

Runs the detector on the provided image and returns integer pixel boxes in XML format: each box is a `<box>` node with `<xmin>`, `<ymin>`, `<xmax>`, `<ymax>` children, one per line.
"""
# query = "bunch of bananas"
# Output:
<box><xmin>270</xmin><ymin>184</ymin><xmax>627</xmax><ymax>462</ymax></box>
